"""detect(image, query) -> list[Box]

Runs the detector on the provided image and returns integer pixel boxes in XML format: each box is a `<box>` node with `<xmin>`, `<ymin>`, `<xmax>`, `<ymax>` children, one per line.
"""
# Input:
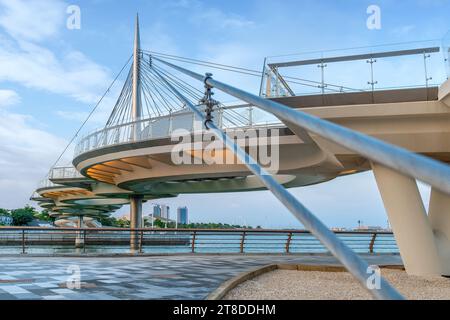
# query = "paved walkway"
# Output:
<box><xmin>0</xmin><ymin>254</ymin><xmax>402</xmax><ymax>300</ymax></box>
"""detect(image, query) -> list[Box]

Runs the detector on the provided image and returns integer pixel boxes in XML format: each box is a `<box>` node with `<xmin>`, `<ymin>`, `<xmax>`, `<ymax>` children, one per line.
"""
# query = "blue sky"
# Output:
<box><xmin>0</xmin><ymin>0</ymin><xmax>449</xmax><ymax>228</ymax></box>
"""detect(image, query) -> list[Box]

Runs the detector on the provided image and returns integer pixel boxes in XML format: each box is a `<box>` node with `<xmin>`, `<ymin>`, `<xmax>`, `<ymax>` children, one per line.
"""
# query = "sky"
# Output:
<box><xmin>0</xmin><ymin>0</ymin><xmax>449</xmax><ymax>229</ymax></box>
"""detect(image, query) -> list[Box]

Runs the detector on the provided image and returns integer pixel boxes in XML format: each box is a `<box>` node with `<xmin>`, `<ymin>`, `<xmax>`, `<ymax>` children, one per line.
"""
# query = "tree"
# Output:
<box><xmin>0</xmin><ymin>208</ymin><xmax>10</xmax><ymax>216</ymax></box>
<box><xmin>11</xmin><ymin>206</ymin><xmax>37</xmax><ymax>226</ymax></box>
<box><xmin>116</xmin><ymin>218</ymin><xmax>130</xmax><ymax>228</ymax></box>
<box><xmin>153</xmin><ymin>219</ymin><xmax>165</xmax><ymax>228</ymax></box>
<box><xmin>33</xmin><ymin>209</ymin><xmax>55</xmax><ymax>222</ymax></box>
<box><xmin>97</xmin><ymin>216</ymin><xmax>119</xmax><ymax>227</ymax></box>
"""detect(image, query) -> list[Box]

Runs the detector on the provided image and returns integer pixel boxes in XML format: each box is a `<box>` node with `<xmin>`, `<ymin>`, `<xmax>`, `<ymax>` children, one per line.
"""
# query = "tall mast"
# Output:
<box><xmin>132</xmin><ymin>14</ymin><xmax>142</xmax><ymax>122</ymax></box>
<box><xmin>129</xmin><ymin>14</ymin><xmax>143</xmax><ymax>252</ymax></box>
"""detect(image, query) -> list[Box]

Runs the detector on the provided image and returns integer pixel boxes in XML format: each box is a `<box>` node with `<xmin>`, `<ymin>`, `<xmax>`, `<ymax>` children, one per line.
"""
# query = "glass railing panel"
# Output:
<box><xmin>151</xmin><ymin>117</ymin><xmax>170</xmax><ymax>138</ymax></box>
<box><xmin>264</xmin><ymin>40</ymin><xmax>448</xmax><ymax>98</ymax></box>
<box><xmin>251</xmin><ymin>108</ymin><xmax>281</xmax><ymax>125</ymax></box>
<box><xmin>324</xmin><ymin>59</ymin><xmax>370</xmax><ymax>93</ymax></box>
<box><xmin>172</xmin><ymin>112</ymin><xmax>194</xmax><ymax>132</ymax></box>
<box><xmin>443</xmin><ymin>31</ymin><xmax>450</xmax><ymax>79</ymax></box>
<box><xmin>221</xmin><ymin>106</ymin><xmax>250</xmax><ymax>128</ymax></box>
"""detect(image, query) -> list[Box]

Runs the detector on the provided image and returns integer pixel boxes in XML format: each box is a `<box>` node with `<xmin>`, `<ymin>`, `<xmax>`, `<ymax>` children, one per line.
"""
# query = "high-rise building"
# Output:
<box><xmin>152</xmin><ymin>204</ymin><xmax>161</xmax><ymax>218</ymax></box>
<box><xmin>177</xmin><ymin>206</ymin><xmax>188</xmax><ymax>225</ymax></box>
<box><xmin>161</xmin><ymin>205</ymin><xmax>170</xmax><ymax>220</ymax></box>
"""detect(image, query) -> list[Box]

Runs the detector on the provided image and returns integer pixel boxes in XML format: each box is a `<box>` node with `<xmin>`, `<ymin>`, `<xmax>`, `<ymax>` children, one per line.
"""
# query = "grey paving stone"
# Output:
<box><xmin>0</xmin><ymin>254</ymin><xmax>402</xmax><ymax>300</ymax></box>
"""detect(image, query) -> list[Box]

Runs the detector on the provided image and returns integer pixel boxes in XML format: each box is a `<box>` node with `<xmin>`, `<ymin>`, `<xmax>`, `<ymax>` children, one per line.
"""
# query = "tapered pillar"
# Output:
<box><xmin>428</xmin><ymin>188</ymin><xmax>450</xmax><ymax>275</ymax></box>
<box><xmin>372</xmin><ymin>162</ymin><xmax>442</xmax><ymax>275</ymax></box>
<box><xmin>130</xmin><ymin>195</ymin><xmax>143</xmax><ymax>252</ymax></box>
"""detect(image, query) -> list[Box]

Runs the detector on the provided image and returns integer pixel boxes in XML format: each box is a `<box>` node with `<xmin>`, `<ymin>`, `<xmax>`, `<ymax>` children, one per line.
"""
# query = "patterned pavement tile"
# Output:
<box><xmin>0</xmin><ymin>254</ymin><xmax>402</xmax><ymax>300</ymax></box>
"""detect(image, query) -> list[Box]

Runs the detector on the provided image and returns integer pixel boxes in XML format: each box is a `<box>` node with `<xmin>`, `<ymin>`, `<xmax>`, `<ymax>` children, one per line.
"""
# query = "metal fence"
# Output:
<box><xmin>49</xmin><ymin>166</ymin><xmax>83</xmax><ymax>180</ymax></box>
<box><xmin>0</xmin><ymin>227</ymin><xmax>397</xmax><ymax>255</ymax></box>
<box><xmin>263</xmin><ymin>40</ymin><xmax>449</xmax><ymax>97</ymax></box>
<box><xmin>74</xmin><ymin>104</ymin><xmax>282</xmax><ymax>157</ymax></box>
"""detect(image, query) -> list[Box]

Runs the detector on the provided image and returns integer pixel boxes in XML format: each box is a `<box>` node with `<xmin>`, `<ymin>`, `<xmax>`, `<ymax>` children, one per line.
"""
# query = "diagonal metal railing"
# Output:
<box><xmin>151</xmin><ymin>65</ymin><xmax>404</xmax><ymax>300</ymax></box>
<box><xmin>154</xmin><ymin>57</ymin><xmax>450</xmax><ymax>196</ymax></box>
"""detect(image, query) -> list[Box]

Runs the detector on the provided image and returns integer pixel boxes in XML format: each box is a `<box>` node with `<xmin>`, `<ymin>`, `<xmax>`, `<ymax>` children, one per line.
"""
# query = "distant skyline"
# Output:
<box><xmin>0</xmin><ymin>0</ymin><xmax>449</xmax><ymax>228</ymax></box>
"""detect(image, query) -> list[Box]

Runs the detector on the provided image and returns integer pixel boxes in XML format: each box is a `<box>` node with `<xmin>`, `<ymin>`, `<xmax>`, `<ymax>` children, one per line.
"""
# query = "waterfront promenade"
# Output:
<box><xmin>0</xmin><ymin>254</ymin><xmax>401</xmax><ymax>300</ymax></box>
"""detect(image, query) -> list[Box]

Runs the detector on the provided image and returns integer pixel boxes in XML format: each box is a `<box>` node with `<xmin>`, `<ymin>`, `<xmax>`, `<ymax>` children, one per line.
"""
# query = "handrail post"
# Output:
<box><xmin>21</xmin><ymin>229</ymin><xmax>26</xmax><ymax>254</ymax></box>
<box><xmin>240</xmin><ymin>231</ymin><xmax>246</xmax><ymax>253</ymax></box>
<box><xmin>168</xmin><ymin>111</ymin><xmax>173</xmax><ymax>135</ymax></box>
<box><xmin>286</xmin><ymin>232</ymin><xmax>293</xmax><ymax>253</ymax></box>
<box><xmin>218</xmin><ymin>108</ymin><xmax>223</xmax><ymax>128</ymax></box>
<box><xmin>147</xmin><ymin>120</ymin><xmax>152</xmax><ymax>138</ymax></box>
<box><xmin>83</xmin><ymin>229</ymin><xmax>86</xmax><ymax>253</ymax></box>
<box><xmin>139</xmin><ymin>230</ymin><xmax>144</xmax><ymax>253</ymax></box>
<box><xmin>369</xmin><ymin>233</ymin><xmax>377</xmax><ymax>254</ymax></box>
<box><xmin>191</xmin><ymin>231</ymin><xmax>197</xmax><ymax>253</ymax></box>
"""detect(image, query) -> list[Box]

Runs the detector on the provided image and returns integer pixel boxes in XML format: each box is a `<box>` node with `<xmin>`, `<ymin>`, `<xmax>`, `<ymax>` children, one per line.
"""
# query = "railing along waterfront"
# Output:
<box><xmin>0</xmin><ymin>227</ymin><xmax>397</xmax><ymax>255</ymax></box>
<box><xmin>74</xmin><ymin>104</ymin><xmax>282</xmax><ymax>156</ymax></box>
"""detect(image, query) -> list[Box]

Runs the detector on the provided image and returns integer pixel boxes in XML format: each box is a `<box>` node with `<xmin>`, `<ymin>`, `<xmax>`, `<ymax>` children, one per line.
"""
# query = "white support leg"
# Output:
<box><xmin>371</xmin><ymin>162</ymin><xmax>442</xmax><ymax>276</ymax></box>
<box><xmin>428</xmin><ymin>188</ymin><xmax>450</xmax><ymax>275</ymax></box>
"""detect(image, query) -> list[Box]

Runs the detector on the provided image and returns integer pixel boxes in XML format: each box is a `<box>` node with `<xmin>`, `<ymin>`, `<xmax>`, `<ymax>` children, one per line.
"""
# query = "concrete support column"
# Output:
<box><xmin>428</xmin><ymin>188</ymin><xmax>450</xmax><ymax>275</ymax></box>
<box><xmin>130</xmin><ymin>195</ymin><xmax>143</xmax><ymax>252</ymax></box>
<box><xmin>371</xmin><ymin>162</ymin><xmax>442</xmax><ymax>275</ymax></box>
<box><xmin>75</xmin><ymin>216</ymin><xmax>84</xmax><ymax>248</ymax></box>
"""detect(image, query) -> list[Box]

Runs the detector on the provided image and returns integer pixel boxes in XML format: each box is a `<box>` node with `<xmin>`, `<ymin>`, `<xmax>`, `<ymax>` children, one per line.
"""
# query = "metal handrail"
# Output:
<box><xmin>151</xmin><ymin>66</ymin><xmax>403</xmax><ymax>299</ymax></box>
<box><xmin>74</xmin><ymin>104</ymin><xmax>281</xmax><ymax>156</ymax></box>
<box><xmin>0</xmin><ymin>226</ymin><xmax>394</xmax><ymax>233</ymax></box>
<box><xmin>0</xmin><ymin>227</ymin><xmax>395</xmax><ymax>253</ymax></box>
<box><xmin>49</xmin><ymin>166</ymin><xmax>83</xmax><ymax>180</ymax></box>
<box><xmin>0</xmin><ymin>227</ymin><xmax>397</xmax><ymax>261</ymax></box>
<box><xmin>36</xmin><ymin>179</ymin><xmax>58</xmax><ymax>190</ymax></box>
<box><xmin>156</xmin><ymin>57</ymin><xmax>450</xmax><ymax>196</ymax></box>
<box><xmin>263</xmin><ymin>39</ymin><xmax>449</xmax><ymax>97</ymax></box>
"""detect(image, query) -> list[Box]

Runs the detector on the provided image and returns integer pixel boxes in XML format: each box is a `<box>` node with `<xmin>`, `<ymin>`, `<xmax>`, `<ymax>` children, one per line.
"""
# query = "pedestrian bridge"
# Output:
<box><xmin>31</xmin><ymin>16</ymin><xmax>450</xmax><ymax>299</ymax></box>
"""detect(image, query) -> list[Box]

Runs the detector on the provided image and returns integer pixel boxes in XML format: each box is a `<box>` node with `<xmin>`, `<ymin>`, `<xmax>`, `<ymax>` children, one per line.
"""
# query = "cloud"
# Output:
<box><xmin>141</xmin><ymin>22</ymin><xmax>181</xmax><ymax>55</ymax></box>
<box><xmin>164</xmin><ymin>0</ymin><xmax>254</xmax><ymax>30</ymax></box>
<box><xmin>0</xmin><ymin>0</ymin><xmax>116</xmax><ymax>209</ymax></box>
<box><xmin>55</xmin><ymin>110</ymin><xmax>89</xmax><ymax>122</ymax></box>
<box><xmin>54</xmin><ymin>93</ymin><xmax>122</xmax><ymax>128</ymax></box>
<box><xmin>194</xmin><ymin>8</ymin><xmax>254</xmax><ymax>29</ymax></box>
<box><xmin>391</xmin><ymin>25</ymin><xmax>416</xmax><ymax>36</ymax></box>
<box><xmin>0</xmin><ymin>0</ymin><xmax>113</xmax><ymax>105</ymax></box>
<box><xmin>0</xmin><ymin>89</ymin><xmax>20</xmax><ymax>107</ymax></box>
<box><xmin>0</xmin><ymin>109</ymin><xmax>68</xmax><ymax>209</ymax></box>
<box><xmin>0</xmin><ymin>38</ymin><xmax>113</xmax><ymax>104</ymax></box>
<box><xmin>0</xmin><ymin>0</ymin><xmax>66</xmax><ymax>42</ymax></box>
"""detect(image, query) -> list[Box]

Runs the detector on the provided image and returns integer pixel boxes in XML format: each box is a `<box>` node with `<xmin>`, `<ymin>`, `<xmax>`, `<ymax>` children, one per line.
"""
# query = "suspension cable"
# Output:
<box><xmin>143</xmin><ymin>50</ymin><xmax>365</xmax><ymax>92</ymax></box>
<box><xmin>47</xmin><ymin>55</ymin><xmax>133</xmax><ymax>173</ymax></box>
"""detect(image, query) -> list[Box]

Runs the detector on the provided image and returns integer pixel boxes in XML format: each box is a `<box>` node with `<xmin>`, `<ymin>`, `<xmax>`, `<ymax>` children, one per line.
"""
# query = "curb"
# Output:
<box><xmin>206</xmin><ymin>263</ymin><xmax>404</xmax><ymax>300</ymax></box>
<box><xmin>207</xmin><ymin>264</ymin><xmax>277</xmax><ymax>300</ymax></box>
